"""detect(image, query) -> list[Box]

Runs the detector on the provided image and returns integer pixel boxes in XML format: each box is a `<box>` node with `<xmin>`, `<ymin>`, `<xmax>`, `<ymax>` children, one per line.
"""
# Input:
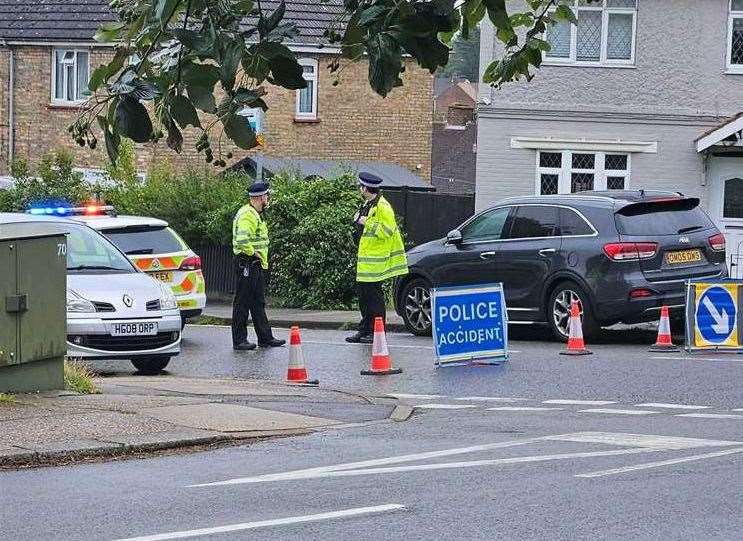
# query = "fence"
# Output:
<box><xmin>197</xmin><ymin>190</ymin><xmax>476</xmax><ymax>296</ymax></box>
<box><xmin>385</xmin><ymin>189</ymin><xmax>475</xmax><ymax>246</ymax></box>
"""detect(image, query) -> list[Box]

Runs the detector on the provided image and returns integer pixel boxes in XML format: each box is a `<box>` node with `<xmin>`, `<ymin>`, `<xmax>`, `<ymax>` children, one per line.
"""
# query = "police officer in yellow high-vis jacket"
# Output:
<box><xmin>231</xmin><ymin>182</ymin><xmax>285</xmax><ymax>351</ymax></box>
<box><xmin>346</xmin><ymin>173</ymin><xmax>408</xmax><ymax>344</ymax></box>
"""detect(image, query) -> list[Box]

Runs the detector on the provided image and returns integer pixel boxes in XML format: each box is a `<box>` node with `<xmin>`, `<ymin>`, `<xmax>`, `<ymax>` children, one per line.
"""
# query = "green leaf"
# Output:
<box><xmin>170</xmin><ymin>95</ymin><xmax>202</xmax><ymax>129</ymax></box>
<box><xmin>236</xmin><ymin>0</ymin><xmax>254</xmax><ymax>14</ymax></box>
<box><xmin>367</xmin><ymin>33</ymin><xmax>401</xmax><ymax>97</ymax></box>
<box><xmin>166</xmin><ymin>123</ymin><xmax>184</xmax><ymax>152</ymax></box>
<box><xmin>255</xmin><ymin>41</ymin><xmax>295</xmax><ymax>59</ymax></box>
<box><xmin>94</xmin><ymin>21</ymin><xmax>125</xmax><ymax>43</ymax></box>
<box><xmin>131</xmin><ymin>79</ymin><xmax>162</xmax><ymax>101</ymax></box>
<box><xmin>187</xmin><ymin>84</ymin><xmax>217</xmax><ymax>113</ymax></box>
<box><xmin>172</xmin><ymin>29</ymin><xmax>212</xmax><ymax>54</ymax></box>
<box><xmin>221</xmin><ymin>39</ymin><xmax>244</xmax><ymax>91</ymax></box>
<box><xmin>554</xmin><ymin>5</ymin><xmax>577</xmax><ymax>25</ymax></box>
<box><xmin>359</xmin><ymin>5</ymin><xmax>387</xmax><ymax>26</ymax></box>
<box><xmin>268</xmin><ymin>56</ymin><xmax>307</xmax><ymax>90</ymax></box>
<box><xmin>104</xmin><ymin>130</ymin><xmax>121</xmax><ymax>162</ymax></box>
<box><xmin>88</xmin><ymin>64</ymin><xmax>111</xmax><ymax>93</ymax></box>
<box><xmin>342</xmin><ymin>12</ymin><xmax>365</xmax><ymax>59</ymax></box>
<box><xmin>183</xmin><ymin>64</ymin><xmax>220</xmax><ymax>113</ymax></box>
<box><xmin>155</xmin><ymin>0</ymin><xmax>181</xmax><ymax>25</ymax></box>
<box><xmin>115</xmin><ymin>96</ymin><xmax>154</xmax><ymax>143</ymax></box>
<box><xmin>259</xmin><ymin>0</ymin><xmax>286</xmax><ymax>36</ymax></box>
<box><xmin>223</xmin><ymin>113</ymin><xmax>257</xmax><ymax>150</ymax></box>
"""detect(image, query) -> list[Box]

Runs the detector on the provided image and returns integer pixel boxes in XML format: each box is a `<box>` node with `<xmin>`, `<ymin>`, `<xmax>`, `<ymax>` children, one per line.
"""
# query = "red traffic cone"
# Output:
<box><xmin>649</xmin><ymin>305</ymin><xmax>679</xmax><ymax>352</ymax></box>
<box><xmin>286</xmin><ymin>326</ymin><xmax>319</xmax><ymax>385</ymax></box>
<box><xmin>560</xmin><ymin>301</ymin><xmax>593</xmax><ymax>356</ymax></box>
<box><xmin>361</xmin><ymin>317</ymin><xmax>403</xmax><ymax>375</ymax></box>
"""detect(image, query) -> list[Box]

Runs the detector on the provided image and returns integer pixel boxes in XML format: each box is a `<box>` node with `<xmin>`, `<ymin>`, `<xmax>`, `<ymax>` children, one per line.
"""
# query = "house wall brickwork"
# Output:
<box><xmin>0</xmin><ymin>46</ymin><xmax>433</xmax><ymax>180</ymax></box>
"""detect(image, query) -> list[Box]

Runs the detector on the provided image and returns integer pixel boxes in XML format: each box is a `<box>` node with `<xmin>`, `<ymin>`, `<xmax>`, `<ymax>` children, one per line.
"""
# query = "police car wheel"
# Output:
<box><xmin>131</xmin><ymin>356</ymin><xmax>171</xmax><ymax>375</ymax></box>
<box><xmin>547</xmin><ymin>281</ymin><xmax>598</xmax><ymax>342</ymax></box>
<box><xmin>402</xmin><ymin>278</ymin><xmax>432</xmax><ymax>336</ymax></box>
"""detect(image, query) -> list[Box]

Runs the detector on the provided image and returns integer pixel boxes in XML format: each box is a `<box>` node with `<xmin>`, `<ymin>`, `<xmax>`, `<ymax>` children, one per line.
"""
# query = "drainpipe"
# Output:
<box><xmin>2</xmin><ymin>40</ymin><xmax>14</xmax><ymax>170</ymax></box>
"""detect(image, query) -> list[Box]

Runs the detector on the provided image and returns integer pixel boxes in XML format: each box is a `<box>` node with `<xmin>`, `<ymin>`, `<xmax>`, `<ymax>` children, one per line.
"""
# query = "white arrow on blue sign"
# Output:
<box><xmin>696</xmin><ymin>286</ymin><xmax>736</xmax><ymax>344</ymax></box>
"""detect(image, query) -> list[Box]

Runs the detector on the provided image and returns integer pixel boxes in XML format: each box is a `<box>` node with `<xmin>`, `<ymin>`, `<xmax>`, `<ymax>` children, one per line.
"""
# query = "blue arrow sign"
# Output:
<box><xmin>696</xmin><ymin>286</ymin><xmax>736</xmax><ymax>344</ymax></box>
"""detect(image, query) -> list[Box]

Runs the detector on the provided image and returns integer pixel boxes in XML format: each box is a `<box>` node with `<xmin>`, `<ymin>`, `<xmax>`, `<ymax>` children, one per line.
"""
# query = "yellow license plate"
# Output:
<box><xmin>665</xmin><ymin>249</ymin><xmax>702</xmax><ymax>265</ymax></box>
<box><xmin>150</xmin><ymin>271</ymin><xmax>174</xmax><ymax>282</ymax></box>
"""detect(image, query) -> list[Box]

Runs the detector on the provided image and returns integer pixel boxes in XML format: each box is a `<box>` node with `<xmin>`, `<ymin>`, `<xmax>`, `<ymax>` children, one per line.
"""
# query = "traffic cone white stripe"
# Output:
<box><xmin>286</xmin><ymin>326</ymin><xmax>318</xmax><ymax>384</ymax></box>
<box><xmin>561</xmin><ymin>301</ymin><xmax>592</xmax><ymax>356</ymax></box>
<box><xmin>361</xmin><ymin>317</ymin><xmax>402</xmax><ymax>375</ymax></box>
<box><xmin>650</xmin><ymin>305</ymin><xmax>678</xmax><ymax>351</ymax></box>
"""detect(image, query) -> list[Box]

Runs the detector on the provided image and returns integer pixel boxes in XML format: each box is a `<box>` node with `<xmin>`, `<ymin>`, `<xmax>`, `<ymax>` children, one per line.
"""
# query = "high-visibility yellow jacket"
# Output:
<box><xmin>232</xmin><ymin>204</ymin><xmax>269</xmax><ymax>270</ymax></box>
<box><xmin>357</xmin><ymin>196</ymin><xmax>408</xmax><ymax>283</ymax></box>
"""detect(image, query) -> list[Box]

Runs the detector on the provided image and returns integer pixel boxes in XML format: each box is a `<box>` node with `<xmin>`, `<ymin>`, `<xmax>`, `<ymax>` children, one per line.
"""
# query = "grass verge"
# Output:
<box><xmin>64</xmin><ymin>360</ymin><xmax>99</xmax><ymax>395</ymax></box>
<box><xmin>0</xmin><ymin>393</ymin><xmax>16</xmax><ymax>405</ymax></box>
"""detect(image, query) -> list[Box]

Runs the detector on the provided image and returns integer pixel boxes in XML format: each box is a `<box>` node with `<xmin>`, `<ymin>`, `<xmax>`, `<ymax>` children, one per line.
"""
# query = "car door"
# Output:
<box><xmin>498</xmin><ymin>205</ymin><xmax>563</xmax><ymax>317</ymax></box>
<box><xmin>431</xmin><ymin>206</ymin><xmax>514</xmax><ymax>286</ymax></box>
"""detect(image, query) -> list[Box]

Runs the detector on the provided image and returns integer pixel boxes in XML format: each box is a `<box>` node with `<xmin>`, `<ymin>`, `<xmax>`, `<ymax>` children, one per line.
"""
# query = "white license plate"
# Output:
<box><xmin>110</xmin><ymin>322</ymin><xmax>158</xmax><ymax>336</ymax></box>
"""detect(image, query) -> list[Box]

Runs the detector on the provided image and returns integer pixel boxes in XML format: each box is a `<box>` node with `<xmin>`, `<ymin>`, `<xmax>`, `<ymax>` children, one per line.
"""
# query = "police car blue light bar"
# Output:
<box><xmin>26</xmin><ymin>204</ymin><xmax>117</xmax><ymax>217</ymax></box>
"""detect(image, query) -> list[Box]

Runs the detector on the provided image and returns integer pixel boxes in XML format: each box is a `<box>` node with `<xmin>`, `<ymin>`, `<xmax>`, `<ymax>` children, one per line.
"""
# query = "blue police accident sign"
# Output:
<box><xmin>431</xmin><ymin>283</ymin><xmax>508</xmax><ymax>366</ymax></box>
<box><xmin>689</xmin><ymin>282</ymin><xmax>740</xmax><ymax>349</ymax></box>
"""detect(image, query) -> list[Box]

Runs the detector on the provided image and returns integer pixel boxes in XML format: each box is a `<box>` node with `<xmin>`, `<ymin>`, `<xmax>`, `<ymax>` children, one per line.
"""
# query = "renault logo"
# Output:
<box><xmin>151</xmin><ymin>259</ymin><xmax>161</xmax><ymax>270</ymax></box>
<box><xmin>122</xmin><ymin>294</ymin><xmax>134</xmax><ymax>308</ymax></box>
<box><xmin>679</xmin><ymin>236</ymin><xmax>690</xmax><ymax>244</ymax></box>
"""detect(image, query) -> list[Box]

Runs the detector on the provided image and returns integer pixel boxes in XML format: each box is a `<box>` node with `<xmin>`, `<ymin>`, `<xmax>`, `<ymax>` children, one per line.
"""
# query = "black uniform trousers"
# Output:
<box><xmin>232</xmin><ymin>261</ymin><xmax>273</xmax><ymax>346</ymax></box>
<box><xmin>357</xmin><ymin>281</ymin><xmax>386</xmax><ymax>335</ymax></box>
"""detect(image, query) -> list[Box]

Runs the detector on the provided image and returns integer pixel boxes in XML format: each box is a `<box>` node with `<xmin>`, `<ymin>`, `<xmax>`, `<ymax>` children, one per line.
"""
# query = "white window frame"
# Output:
<box><xmin>727</xmin><ymin>1</ymin><xmax>743</xmax><ymax>73</ymax></box>
<box><xmin>535</xmin><ymin>150</ymin><xmax>631</xmax><ymax>195</ymax></box>
<box><xmin>50</xmin><ymin>48</ymin><xmax>90</xmax><ymax>105</ymax></box>
<box><xmin>544</xmin><ymin>0</ymin><xmax>637</xmax><ymax>67</ymax></box>
<box><xmin>295</xmin><ymin>58</ymin><xmax>318</xmax><ymax>120</ymax></box>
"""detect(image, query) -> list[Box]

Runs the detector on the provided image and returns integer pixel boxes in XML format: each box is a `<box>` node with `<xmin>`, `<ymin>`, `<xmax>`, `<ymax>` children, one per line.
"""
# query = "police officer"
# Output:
<box><xmin>231</xmin><ymin>182</ymin><xmax>286</xmax><ymax>351</ymax></box>
<box><xmin>346</xmin><ymin>172</ymin><xmax>408</xmax><ymax>344</ymax></box>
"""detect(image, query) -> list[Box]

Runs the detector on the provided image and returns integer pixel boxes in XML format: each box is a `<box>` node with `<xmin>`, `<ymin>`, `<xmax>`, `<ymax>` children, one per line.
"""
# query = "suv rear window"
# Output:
<box><xmin>104</xmin><ymin>226</ymin><xmax>185</xmax><ymax>255</ymax></box>
<box><xmin>615</xmin><ymin>199</ymin><xmax>715</xmax><ymax>236</ymax></box>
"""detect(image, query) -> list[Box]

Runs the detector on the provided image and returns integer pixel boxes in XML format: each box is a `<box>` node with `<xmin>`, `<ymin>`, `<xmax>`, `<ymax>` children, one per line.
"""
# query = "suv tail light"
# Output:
<box><xmin>603</xmin><ymin>242</ymin><xmax>658</xmax><ymax>261</ymax></box>
<box><xmin>708</xmin><ymin>233</ymin><xmax>726</xmax><ymax>252</ymax></box>
<box><xmin>179</xmin><ymin>255</ymin><xmax>201</xmax><ymax>270</ymax></box>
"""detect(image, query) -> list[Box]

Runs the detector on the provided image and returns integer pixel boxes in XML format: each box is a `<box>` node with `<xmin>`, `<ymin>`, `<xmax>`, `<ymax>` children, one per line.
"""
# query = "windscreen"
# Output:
<box><xmin>615</xmin><ymin>199</ymin><xmax>715</xmax><ymax>236</ymax></box>
<box><xmin>104</xmin><ymin>226</ymin><xmax>184</xmax><ymax>255</ymax></box>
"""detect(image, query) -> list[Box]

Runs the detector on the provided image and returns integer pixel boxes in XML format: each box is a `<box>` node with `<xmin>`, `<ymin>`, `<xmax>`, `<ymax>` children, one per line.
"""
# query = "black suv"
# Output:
<box><xmin>394</xmin><ymin>191</ymin><xmax>727</xmax><ymax>341</ymax></box>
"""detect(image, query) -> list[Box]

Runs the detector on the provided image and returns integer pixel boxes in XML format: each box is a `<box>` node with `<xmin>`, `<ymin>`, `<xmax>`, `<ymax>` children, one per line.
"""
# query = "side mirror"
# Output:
<box><xmin>446</xmin><ymin>229</ymin><xmax>463</xmax><ymax>245</ymax></box>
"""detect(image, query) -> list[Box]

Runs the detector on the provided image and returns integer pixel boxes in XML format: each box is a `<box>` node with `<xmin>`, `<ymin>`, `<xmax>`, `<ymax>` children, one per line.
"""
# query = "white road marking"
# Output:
<box><xmin>190</xmin><ymin>435</ymin><xmax>549</xmax><ymax>487</ymax></box>
<box><xmin>579</xmin><ymin>408</ymin><xmax>658</xmax><ymax>416</ymax></box>
<box><xmin>675</xmin><ymin>413</ymin><xmax>743</xmax><ymax>419</ymax></box>
<box><xmin>387</xmin><ymin>393</ymin><xmax>445</xmax><ymax>400</ymax></box>
<box><xmin>113</xmin><ymin>504</ymin><xmax>406</xmax><ymax>541</ymax></box>
<box><xmin>576</xmin><ymin>447</ymin><xmax>743</xmax><ymax>478</ymax></box>
<box><xmin>414</xmin><ymin>404</ymin><xmax>477</xmax><ymax>410</ymax></box>
<box><xmin>543</xmin><ymin>399</ymin><xmax>616</xmax><ymax>406</ymax></box>
<box><xmin>651</xmin><ymin>355</ymin><xmax>743</xmax><ymax>363</ymax></box>
<box><xmin>190</xmin><ymin>431</ymin><xmax>743</xmax><ymax>488</ymax></box>
<box><xmin>733</xmin><ymin>409</ymin><xmax>743</xmax><ymax>412</ymax></box>
<box><xmin>455</xmin><ymin>397</ymin><xmax>530</xmax><ymax>402</ymax></box>
<box><xmin>487</xmin><ymin>407</ymin><xmax>564</xmax><ymax>412</ymax></box>
<box><xmin>544</xmin><ymin>432</ymin><xmax>741</xmax><ymax>449</ymax></box>
<box><xmin>635</xmin><ymin>403</ymin><xmax>709</xmax><ymax>410</ymax></box>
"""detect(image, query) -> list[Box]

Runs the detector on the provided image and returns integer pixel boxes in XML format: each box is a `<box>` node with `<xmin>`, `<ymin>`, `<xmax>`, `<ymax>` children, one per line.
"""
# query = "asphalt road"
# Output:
<box><xmin>4</xmin><ymin>325</ymin><xmax>743</xmax><ymax>540</ymax></box>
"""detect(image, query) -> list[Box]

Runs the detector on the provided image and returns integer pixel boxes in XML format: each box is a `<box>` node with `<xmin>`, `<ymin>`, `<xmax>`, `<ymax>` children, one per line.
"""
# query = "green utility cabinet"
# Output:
<box><xmin>0</xmin><ymin>228</ymin><xmax>66</xmax><ymax>393</ymax></box>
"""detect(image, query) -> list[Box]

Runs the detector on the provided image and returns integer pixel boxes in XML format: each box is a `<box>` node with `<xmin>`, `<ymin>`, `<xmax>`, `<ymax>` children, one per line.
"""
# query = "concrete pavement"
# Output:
<box><xmin>0</xmin><ymin>376</ymin><xmax>400</xmax><ymax>468</ymax></box>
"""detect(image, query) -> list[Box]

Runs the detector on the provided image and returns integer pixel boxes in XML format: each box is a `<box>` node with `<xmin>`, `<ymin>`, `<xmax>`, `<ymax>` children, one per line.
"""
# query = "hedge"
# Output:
<box><xmin>1</xmin><ymin>148</ymin><xmax>363</xmax><ymax>309</ymax></box>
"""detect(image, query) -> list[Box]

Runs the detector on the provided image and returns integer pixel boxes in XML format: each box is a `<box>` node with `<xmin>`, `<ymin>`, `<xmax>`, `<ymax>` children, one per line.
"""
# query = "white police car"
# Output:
<box><xmin>7</xmin><ymin>208</ymin><xmax>182</xmax><ymax>374</ymax></box>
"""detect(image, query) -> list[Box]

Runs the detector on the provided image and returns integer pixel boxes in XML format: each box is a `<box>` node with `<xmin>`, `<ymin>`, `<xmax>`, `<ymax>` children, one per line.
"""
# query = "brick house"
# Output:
<box><xmin>431</xmin><ymin>78</ymin><xmax>477</xmax><ymax>194</ymax></box>
<box><xmin>0</xmin><ymin>0</ymin><xmax>433</xmax><ymax>179</ymax></box>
